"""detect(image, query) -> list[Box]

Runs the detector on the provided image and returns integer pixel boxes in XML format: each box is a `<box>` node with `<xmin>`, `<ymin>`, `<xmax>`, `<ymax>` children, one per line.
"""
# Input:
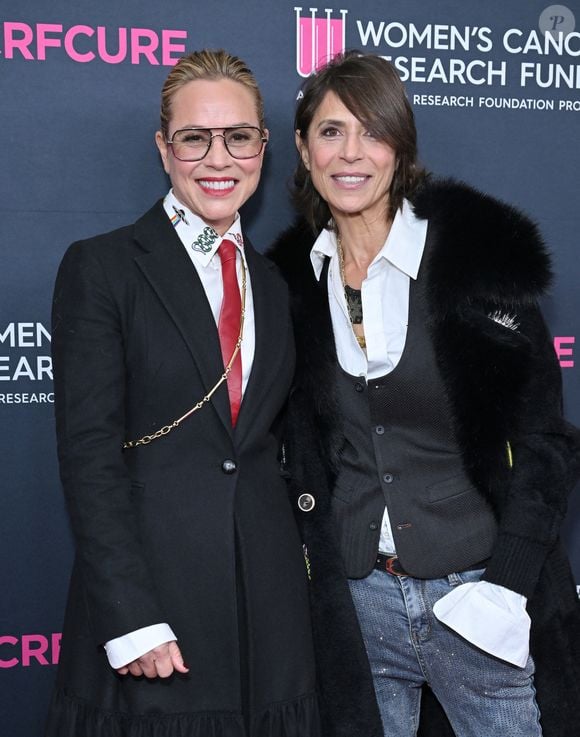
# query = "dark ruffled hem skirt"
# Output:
<box><xmin>45</xmin><ymin>689</ymin><xmax>320</xmax><ymax>737</ymax></box>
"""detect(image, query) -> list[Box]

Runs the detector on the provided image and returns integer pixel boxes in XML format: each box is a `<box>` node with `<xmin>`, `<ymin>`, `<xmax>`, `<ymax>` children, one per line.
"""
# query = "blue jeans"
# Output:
<box><xmin>348</xmin><ymin>568</ymin><xmax>542</xmax><ymax>737</ymax></box>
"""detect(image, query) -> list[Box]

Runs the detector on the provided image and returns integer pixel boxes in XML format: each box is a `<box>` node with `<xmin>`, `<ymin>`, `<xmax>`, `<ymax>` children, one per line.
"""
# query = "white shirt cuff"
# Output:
<box><xmin>433</xmin><ymin>581</ymin><xmax>530</xmax><ymax>667</ymax></box>
<box><xmin>104</xmin><ymin>623</ymin><xmax>177</xmax><ymax>669</ymax></box>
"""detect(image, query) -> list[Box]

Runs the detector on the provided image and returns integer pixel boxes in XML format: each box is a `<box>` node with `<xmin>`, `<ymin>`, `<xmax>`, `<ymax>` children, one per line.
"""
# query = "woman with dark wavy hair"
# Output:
<box><xmin>270</xmin><ymin>51</ymin><xmax>580</xmax><ymax>737</ymax></box>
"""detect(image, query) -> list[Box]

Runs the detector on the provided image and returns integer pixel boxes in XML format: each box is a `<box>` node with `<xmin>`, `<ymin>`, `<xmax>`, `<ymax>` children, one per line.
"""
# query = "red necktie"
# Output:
<box><xmin>217</xmin><ymin>239</ymin><xmax>242</xmax><ymax>426</ymax></box>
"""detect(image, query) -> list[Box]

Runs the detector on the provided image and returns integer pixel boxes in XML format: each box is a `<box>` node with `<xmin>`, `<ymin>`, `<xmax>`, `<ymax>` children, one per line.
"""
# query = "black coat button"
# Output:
<box><xmin>383</xmin><ymin>473</ymin><xmax>394</xmax><ymax>483</ymax></box>
<box><xmin>221</xmin><ymin>459</ymin><xmax>237</xmax><ymax>474</ymax></box>
<box><xmin>298</xmin><ymin>493</ymin><xmax>316</xmax><ymax>512</ymax></box>
<box><xmin>354</xmin><ymin>381</ymin><xmax>364</xmax><ymax>392</ymax></box>
<box><xmin>375</xmin><ymin>425</ymin><xmax>385</xmax><ymax>435</ymax></box>
<box><xmin>369</xmin><ymin>521</ymin><xmax>379</xmax><ymax>531</ymax></box>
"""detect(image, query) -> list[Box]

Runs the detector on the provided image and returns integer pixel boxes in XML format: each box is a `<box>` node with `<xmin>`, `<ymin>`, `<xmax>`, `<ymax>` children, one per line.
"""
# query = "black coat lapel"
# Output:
<box><xmin>132</xmin><ymin>201</ymin><xmax>232</xmax><ymax>434</ymax></box>
<box><xmin>234</xmin><ymin>239</ymin><xmax>287</xmax><ymax>439</ymax></box>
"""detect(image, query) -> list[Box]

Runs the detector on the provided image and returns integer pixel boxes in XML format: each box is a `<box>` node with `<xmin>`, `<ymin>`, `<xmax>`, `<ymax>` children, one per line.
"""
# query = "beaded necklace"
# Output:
<box><xmin>337</xmin><ymin>234</ymin><xmax>366</xmax><ymax>349</ymax></box>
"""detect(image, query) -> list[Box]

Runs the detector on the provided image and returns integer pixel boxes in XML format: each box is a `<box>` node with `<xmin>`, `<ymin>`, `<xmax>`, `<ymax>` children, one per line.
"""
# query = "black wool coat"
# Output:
<box><xmin>46</xmin><ymin>201</ymin><xmax>319</xmax><ymax>737</ymax></box>
<box><xmin>269</xmin><ymin>179</ymin><xmax>580</xmax><ymax>737</ymax></box>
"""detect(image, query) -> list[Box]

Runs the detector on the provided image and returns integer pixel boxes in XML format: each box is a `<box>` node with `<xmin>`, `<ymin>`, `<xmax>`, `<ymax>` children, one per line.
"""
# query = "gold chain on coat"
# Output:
<box><xmin>123</xmin><ymin>257</ymin><xmax>247</xmax><ymax>449</ymax></box>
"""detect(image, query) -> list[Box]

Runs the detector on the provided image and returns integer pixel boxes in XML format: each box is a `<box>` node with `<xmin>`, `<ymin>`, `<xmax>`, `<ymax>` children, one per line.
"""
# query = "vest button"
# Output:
<box><xmin>221</xmin><ymin>459</ymin><xmax>237</xmax><ymax>474</ymax></box>
<box><xmin>354</xmin><ymin>381</ymin><xmax>364</xmax><ymax>392</ymax></box>
<box><xmin>369</xmin><ymin>521</ymin><xmax>379</xmax><ymax>531</ymax></box>
<box><xmin>383</xmin><ymin>473</ymin><xmax>394</xmax><ymax>484</ymax></box>
<box><xmin>298</xmin><ymin>493</ymin><xmax>316</xmax><ymax>512</ymax></box>
<box><xmin>375</xmin><ymin>425</ymin><xmax>385</xmax><ymax>435</ymax></box>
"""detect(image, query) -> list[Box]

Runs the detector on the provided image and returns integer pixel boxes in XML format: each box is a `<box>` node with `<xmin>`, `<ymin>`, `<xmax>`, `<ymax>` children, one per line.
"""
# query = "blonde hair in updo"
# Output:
<box><xmin>159</xmin><ymin>49</ymin><xmax>265</xmax><ymax>136</ymax></box>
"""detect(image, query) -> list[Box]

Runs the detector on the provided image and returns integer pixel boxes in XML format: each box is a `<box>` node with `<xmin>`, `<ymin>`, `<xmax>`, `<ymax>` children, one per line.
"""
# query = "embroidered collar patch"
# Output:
<box><xmin>170</xmin><ymin>206</ymin><xmax>189</xmax><ymax>227</ymax></box>
<box><xmin>192</xmin><ymin>226</ymin><xmax>219</xmax><ymax>253</ymax></box>
<box><xmin>231</xmin><ymin>232</ymin><xmax>244</xmax><ymax>250</ymax></box>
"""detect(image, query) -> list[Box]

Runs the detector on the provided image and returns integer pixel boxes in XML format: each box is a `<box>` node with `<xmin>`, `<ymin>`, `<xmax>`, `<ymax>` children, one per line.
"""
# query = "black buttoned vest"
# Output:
<box><xmin>332</xmin><ymin>272</ymin><xmax>498</xmax><ymax>579</ymax></box>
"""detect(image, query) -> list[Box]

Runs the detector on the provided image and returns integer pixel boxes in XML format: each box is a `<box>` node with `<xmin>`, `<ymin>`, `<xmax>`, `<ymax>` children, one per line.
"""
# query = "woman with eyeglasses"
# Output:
<box><xmin>46</xmin><ymin>49</ymin><xmax>319</xmax><ymax>737</ymax></box>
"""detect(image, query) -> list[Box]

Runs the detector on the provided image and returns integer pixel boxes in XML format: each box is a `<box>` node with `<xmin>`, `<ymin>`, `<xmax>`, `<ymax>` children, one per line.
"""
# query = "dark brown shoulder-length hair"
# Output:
<box><xmin>294</xmin><ymin>51</ymin><xmax>426</xmax><ymax>233</ymax></box>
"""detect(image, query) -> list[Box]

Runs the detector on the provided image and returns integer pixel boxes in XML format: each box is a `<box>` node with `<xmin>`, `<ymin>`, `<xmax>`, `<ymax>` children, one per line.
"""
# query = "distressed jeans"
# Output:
<box><xmin>348</xmin><ymin>568</ymin><xmax>542</xmax><ymax>737</ymax></box>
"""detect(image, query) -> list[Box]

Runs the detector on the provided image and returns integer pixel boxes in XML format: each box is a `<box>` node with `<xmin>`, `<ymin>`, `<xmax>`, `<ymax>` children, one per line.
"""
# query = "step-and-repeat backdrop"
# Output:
<box><xmin>1</xmin><ymin>1</ymin><xmax>579</xmax><ymax>733</ymax></box>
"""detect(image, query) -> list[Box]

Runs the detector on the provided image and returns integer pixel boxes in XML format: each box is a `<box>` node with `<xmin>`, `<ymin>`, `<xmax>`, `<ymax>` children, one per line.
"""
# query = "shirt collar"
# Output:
<box><xmin>310</xmin><ymin>199</ymin><xmax>427</xmax><ymax>281</ymax></box>
<box><xmin>163</xmin><ymin>189</ymin><xmax>244</xmax><ymax>267</ymax></box>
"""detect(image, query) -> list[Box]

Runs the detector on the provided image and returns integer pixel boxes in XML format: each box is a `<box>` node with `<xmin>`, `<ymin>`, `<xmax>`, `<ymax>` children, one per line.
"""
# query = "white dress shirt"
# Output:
<box><xmin>162</xmin><ymin>189</ymin><xmax>255</xmax><ymax>392</ymax></box>
<box><xmin>310</xmin><ymin>199</ymin><xmax>530</xmax><ymax>667</ymax></box>
<box><xmin>104</xmin><ymin>190</ymin><xmax>255</xmax><ymax>669</ymax></box>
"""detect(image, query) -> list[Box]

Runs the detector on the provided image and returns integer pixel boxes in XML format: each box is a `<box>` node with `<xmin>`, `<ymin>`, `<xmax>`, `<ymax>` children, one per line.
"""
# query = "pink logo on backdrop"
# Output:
<box><xmin>294</xmin><ymin>7</ymin><xmax>348</xmax><ymax>77</ymax></box>
<box><xmin>0</xmin><ymin>633</ymin><xmax>61</xmax><ymax>668</ymax></box>
<box><xmin>554</xmin><ymin>336</ymin><xmax>575</xmax><ymax>368</ymax></box>
<box><xmin>1</xmin><ymin>22</ymin><xmax>187</xmax><ymax>65</ymax></box>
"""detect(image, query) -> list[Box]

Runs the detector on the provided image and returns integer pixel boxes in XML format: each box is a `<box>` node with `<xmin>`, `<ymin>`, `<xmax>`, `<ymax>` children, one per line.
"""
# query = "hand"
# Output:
<box><xmin>115</xmin><ymin>640</ymin><xmax>189</xmax><ymax>678</ymax></box>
